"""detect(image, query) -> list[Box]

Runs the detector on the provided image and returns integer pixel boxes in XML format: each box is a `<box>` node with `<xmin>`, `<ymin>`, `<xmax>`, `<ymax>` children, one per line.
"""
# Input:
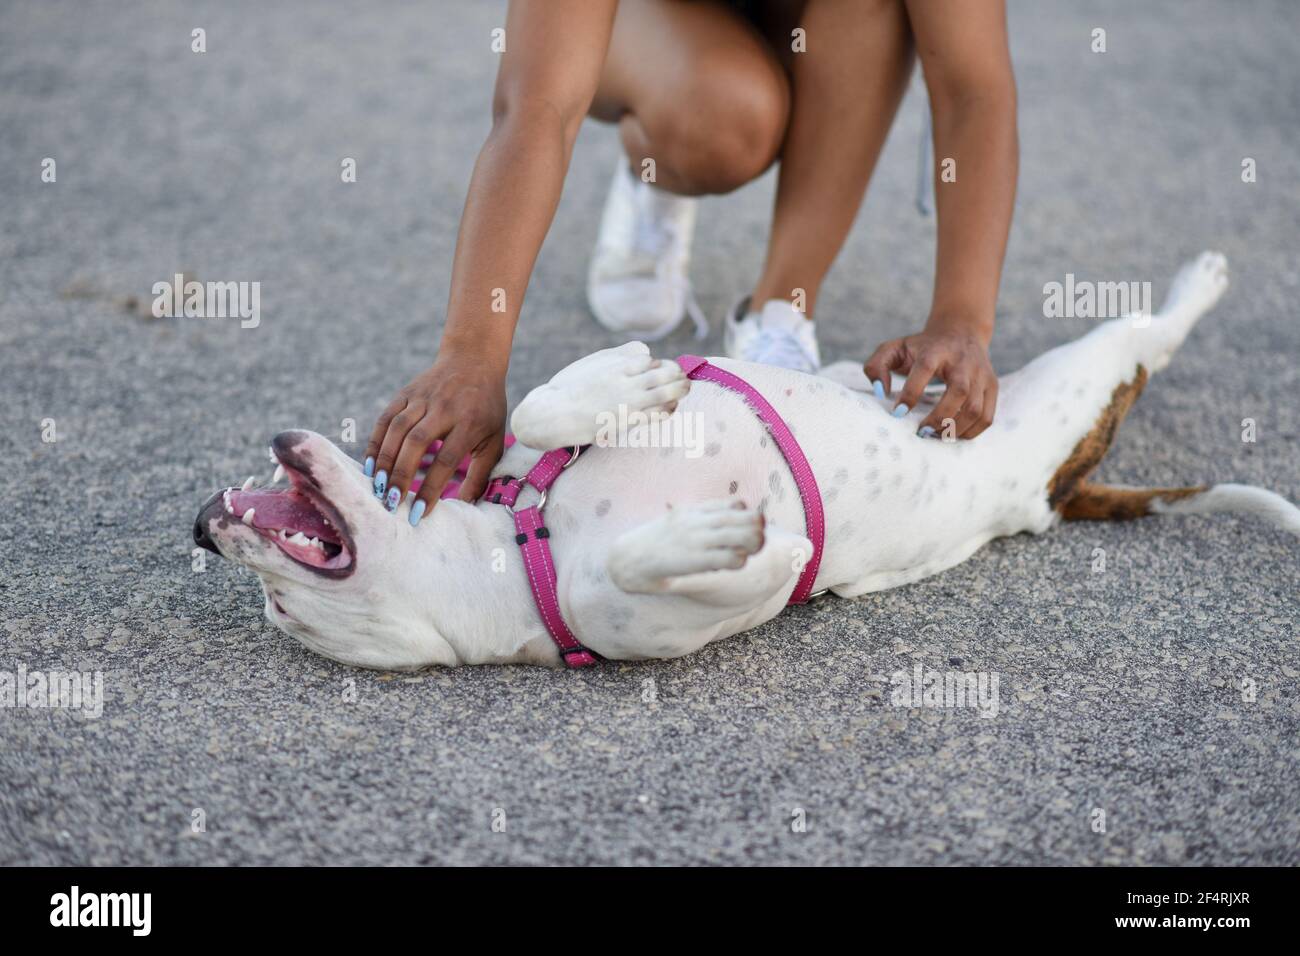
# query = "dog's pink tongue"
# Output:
<box><xmin>231</xmin><ymin>489</ymin><xmax>336</xmax><ymax>540</ymax></box>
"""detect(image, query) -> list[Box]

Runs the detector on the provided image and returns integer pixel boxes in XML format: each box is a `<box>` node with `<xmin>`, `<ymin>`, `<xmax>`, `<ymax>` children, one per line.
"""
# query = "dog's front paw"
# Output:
<box><xmin>608</xmin><ymin>500</ymin><xmax>765</xmax><ymax>594</ymax></box>
<box><xmin>665</xmin><ymin>499</ymin><xmax>765</xmax><ymax>572</ymax></box>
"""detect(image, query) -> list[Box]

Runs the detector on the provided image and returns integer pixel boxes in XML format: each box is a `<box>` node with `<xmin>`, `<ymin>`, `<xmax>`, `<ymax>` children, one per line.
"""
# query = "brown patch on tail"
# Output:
<box><xmin>1047</xmin><ymin>366</ymin><xmax>1149</xmax><ymax>511</ymax></box>
<box><xmin>1061</xmin><ymin>484</ymin><xmax>1206</xmax><ymax>521</ymax></box>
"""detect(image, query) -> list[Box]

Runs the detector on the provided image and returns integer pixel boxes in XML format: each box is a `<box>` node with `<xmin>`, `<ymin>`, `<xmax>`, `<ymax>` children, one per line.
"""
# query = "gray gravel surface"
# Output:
<box><xmin>1</xmin><ymin>0</ymin><xmax>1296</xmax><ymax>865</ymax></box>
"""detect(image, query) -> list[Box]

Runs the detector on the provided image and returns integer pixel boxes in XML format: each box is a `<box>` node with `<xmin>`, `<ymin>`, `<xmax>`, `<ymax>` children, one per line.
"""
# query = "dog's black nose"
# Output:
<box><xmin>193</xmin><ymin>517</ymin><xmax>219</xmax><ymax>553</ymax></box>
<box><xmin>193</xmin><ymin>491</ymin><xmax>223</xmax><ymax>554</ymax></box>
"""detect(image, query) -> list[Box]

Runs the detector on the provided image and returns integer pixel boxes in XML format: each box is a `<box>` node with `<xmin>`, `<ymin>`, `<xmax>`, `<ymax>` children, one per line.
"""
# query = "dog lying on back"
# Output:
<box><xmin>194</xmin><ymin>253</ymin><xmax>1297</xmax><ymax>668</ymax></box>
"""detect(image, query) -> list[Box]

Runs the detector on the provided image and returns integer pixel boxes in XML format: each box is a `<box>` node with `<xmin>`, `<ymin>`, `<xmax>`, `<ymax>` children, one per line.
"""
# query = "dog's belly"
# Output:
<box><xmin>541</xmin><ymin>358</ymin><xmax>1048</xmax><ymax>605</ymax></box>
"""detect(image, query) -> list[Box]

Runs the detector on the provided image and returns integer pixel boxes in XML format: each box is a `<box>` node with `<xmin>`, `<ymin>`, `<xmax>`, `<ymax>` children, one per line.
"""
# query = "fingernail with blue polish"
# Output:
<box><xmin>385</xmin><ymin>487</ymin><xmax>400</xmax><ymax>512</ymax></box>
<box><xmin>363</xmin><ymin>456</ymin><xmax>374</xmax><ymax>478</ymax></box>
<box><xmin>872</xmin><ymin>379</ymin><xmax>885</xmax><ymax>399</ymax></box>
<box><xmin>918</xmin><ymin>425</ymin><xmax>936</xmax><ymax>439</ymax></box>
<box><xmin>892</xmin><ymin>403</ymin><xmax>910</xmax><ymax>418</ymax></box>
<box><xmin>408</xmin><ymin>499</ymin><xmax>427</xmax><ymax>527</ymax></box>
<box><xmin>373</xmin><ymin>469</ymin><xmax>387</xmax><ymax>498</ymax></box>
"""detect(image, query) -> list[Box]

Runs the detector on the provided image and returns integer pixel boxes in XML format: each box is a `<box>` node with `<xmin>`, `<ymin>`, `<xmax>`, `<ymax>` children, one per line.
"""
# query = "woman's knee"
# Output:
<box><xmin>646</xmin><ymin>57</ymin><xmax>790</xmax><ymax>195</ymax></box>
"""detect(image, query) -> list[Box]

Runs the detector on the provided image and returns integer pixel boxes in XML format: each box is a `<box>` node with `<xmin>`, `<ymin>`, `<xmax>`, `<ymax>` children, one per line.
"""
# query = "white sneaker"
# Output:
<box><xmin>587</xmin><ymin>159</ymin><xmax>706</xmax><ymax>340</ymax></box>
<box><xmin>723</xmin><ymin>296</ymin><xmax>821</xmax><ymax>373</ymax></box>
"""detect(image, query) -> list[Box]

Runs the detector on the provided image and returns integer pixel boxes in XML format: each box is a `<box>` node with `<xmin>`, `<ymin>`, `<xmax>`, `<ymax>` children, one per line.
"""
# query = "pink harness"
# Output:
<box><xmin>419</xmin><ymin>356</ymin><xmax>825</xmax><ymax>668</ymax></box>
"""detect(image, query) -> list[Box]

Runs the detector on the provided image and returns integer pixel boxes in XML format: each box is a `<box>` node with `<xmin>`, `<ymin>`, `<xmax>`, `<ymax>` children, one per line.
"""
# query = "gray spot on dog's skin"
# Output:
<box><xmin>595</xmin><ymin>499</ymin><xmax>611</xmax><ymax>517</ymax></box>
<box><xmin>877</xmin><ymin>426</ymin><xmax>891</xmax><ymax>441</ymax></box>
<box><xmin>892</xmin><ymin>474</ymin><xmax>904</xmax><ymax>488</ymax></box>
<box><xmin>865</xmin><ymin>467</ymin><xmax>880</xmax><ymax>483</ymax></box>
<box><xmin>728</xmin><ymin>480</ymin><xmax>738</xmax><ymax>494</ymax></box>
<box><xmin>768</xmin><ymin>470</ymin><xmax>781</xmax><ymax>493</ymax></box>
<box><xmin>834</xmin><ymin>467</ymin><xmax>849</xmax><ymax>485</ymax></box>
<box><xmin>889</xmin><ymin>446</ymin><xmax>903</xmax><ymax>462</ymax></box>
<box><xmin>838</xmin><ymin>521</ymin><xmax>854</xmax><ymax>537</ymax></box>
<box><xmin>603</xmin><ymin>606</ymin><xmax>634</xmax><ymax>630</ymax></box>
<box><xmin>864</xmin><ymin>443</ymin><xmax>879</xmax><ymax>457</ymax></box>
<box><xmin>1003</xmin><ymin>478</ymin><xmax>1019</xmax><ymax>491</ymax></box>
<box><xmin>826</xmin><ymin>486</ymin><xmax>839</xmax><ymax>501</ymax></box>
<box><xmin>705</xmin><ymin>442</ymin><xmax>722</xmax><ymax>457</ymax></box>
<box><xmin>759</xmin><ymin>435</ymin><xmax>768</xmax><ymax>449</ymax></box>
<box><xmin>582</xmin><ymin>557</ymin><xmax>606</xmax><ymax>584</ymax></box>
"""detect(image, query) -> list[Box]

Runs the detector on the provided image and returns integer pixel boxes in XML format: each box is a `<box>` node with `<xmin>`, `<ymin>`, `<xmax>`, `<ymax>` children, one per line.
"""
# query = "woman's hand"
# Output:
<box><xmin>363</xmin><ymin>353</ymin><xmax>507</xmax><ymax>523</ymax></box>
<box><xmin>864</xmin><ymin>324</ymin><xmax>998</xmax><ymax>440</ymax></box>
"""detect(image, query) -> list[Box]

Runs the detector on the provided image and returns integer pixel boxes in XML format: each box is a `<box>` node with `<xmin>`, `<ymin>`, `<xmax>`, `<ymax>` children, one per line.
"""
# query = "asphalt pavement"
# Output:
<box><xmin>1</xmin><ymin>0</ymin><xmax>1296</xmax><ymax>865</ymax></box>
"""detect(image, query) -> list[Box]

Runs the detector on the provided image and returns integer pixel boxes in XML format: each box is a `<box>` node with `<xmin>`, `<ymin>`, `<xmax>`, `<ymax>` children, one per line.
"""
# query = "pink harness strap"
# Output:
<box><xmin>475</xmin><ymin>356</ymin><xmax>825</xmax><ymax>668</ymax></box>
<box><xmin>485</xmin><ymin>447</ymin><xmax>600</xmax><ymax>668</ymax></box>
<box><xmin>677</xmin><ymin>355</ymin><xmax>825</xmax><ymax>604</ymax></box>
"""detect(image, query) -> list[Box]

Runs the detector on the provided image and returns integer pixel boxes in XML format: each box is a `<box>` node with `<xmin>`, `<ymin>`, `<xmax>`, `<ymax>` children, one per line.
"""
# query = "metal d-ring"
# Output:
<box><xmin>533</xmin><ymin>445</ymin><xmax>582</xmax><ymax>513</ymax></box>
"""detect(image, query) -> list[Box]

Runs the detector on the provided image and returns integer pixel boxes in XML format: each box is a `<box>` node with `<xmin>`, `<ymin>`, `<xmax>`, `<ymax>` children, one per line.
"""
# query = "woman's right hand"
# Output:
<box><xmin>364</xmin><ymin>353</ymin><xmax>507</xmax><ymax>525</ymax></box>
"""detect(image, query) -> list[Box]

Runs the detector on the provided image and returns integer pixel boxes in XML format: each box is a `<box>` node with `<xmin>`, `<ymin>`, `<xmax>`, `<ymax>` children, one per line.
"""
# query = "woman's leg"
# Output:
<box><xmin>590</xmin><ymin>0</ymin><xmax>791</xmax><ymax>196</ymax></box>
<box><xmin>748</xmin><ymin>0</ymin><xmax>915</xmax><ymax>315</ymax></box>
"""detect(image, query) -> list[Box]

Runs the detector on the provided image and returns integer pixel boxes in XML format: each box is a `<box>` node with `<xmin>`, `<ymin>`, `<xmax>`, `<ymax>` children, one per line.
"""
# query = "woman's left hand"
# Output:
<box><xmin>864</xmin><ymin>325</ymin><xmax>998</xmax><ymax>440</ymax></box>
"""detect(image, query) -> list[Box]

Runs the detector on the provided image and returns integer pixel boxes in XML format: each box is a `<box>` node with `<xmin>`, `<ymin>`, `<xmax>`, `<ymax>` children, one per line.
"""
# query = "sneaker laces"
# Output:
<box><xmin>592</xmin><ymin>180</ymin><xmax>707</xmax><ymax>338</ymax></box>
<box><xmin>747</xmin><ymin>326</ymin><xmax>816</xmax><ymax>371</ymax></box>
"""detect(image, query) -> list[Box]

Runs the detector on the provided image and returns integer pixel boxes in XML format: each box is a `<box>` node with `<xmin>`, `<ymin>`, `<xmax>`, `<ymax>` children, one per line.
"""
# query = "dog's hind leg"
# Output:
<box><xmin>1138</xmin><ymin>250</ymin><xmax>1230</xmax><ymax>372</ymax></box>
<box><xmin>510</xmin><ymin>341</ymin><xmax>690</xmax><ymax>450</ymax></box>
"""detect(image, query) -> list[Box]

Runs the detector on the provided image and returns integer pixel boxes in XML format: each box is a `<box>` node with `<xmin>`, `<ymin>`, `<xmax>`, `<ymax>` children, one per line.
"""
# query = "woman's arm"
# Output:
<box><xmin>866</xmin><ymin>0</ymin><xmax>1017</xmax><ymax>439</ymax></box>
<box><xmin>366</xmin><ymin>0</ymin><xmax>617</xmax><ymax>518</ymax></box>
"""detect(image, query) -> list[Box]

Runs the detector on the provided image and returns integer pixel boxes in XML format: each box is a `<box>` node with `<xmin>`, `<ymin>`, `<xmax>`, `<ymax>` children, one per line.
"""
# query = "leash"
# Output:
<box><xmin>439</xmin><ymin>356</ymin><xmax>826</xmax><ymax>668</ymax></box>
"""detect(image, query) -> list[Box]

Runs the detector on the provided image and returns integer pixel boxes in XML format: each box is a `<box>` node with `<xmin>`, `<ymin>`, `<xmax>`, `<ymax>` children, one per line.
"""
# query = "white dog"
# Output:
<box><xmin>195</xmin><ymin>253</ymin><xmax>1297</xmax><ymax>668</ymax></box>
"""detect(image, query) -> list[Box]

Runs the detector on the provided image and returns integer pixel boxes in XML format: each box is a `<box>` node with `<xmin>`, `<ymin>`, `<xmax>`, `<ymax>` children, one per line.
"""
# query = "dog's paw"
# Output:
<box><xmin>665</xmin><ymin>499</ymin><xmax>766</xmax><ymax>572</ymax></box>
<box><xmin>552</xmin><ymin>343</ymin><xmax>690</xmax><ymax>418</ymax></box>
<box><xmin>609</xmin><ymin>500</ymin><xmax>766</xmax><ymax>593</ymax></box>
<box><xmin>1166</xmin><ymin>250</ymin><xmax>1229</xmax><ymax>312</ymax></box>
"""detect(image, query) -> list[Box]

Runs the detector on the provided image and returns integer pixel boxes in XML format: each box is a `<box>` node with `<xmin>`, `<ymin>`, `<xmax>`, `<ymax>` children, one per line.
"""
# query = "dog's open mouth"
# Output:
<box><xmin>220</xmin><ymin>464</ymin><xmax>354</xmax><ymax>573</ymax></box>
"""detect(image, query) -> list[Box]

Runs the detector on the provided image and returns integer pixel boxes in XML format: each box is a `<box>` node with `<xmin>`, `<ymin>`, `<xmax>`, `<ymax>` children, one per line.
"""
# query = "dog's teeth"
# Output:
<box><xmin>268</xmin><ymin>447</ymin><xmax>277</xmax><ymax>464</ymax></box>
<box><xmin>289</xmin><ymin>532</ymin><xmax>309</xmax><ymax>545</ymax></box>
<box><xmin>279</xmin><ymin>529</ymin><xmax>288</xmax><ymax>540</ymax></box>
<box><xmin>272</xmin><ymin>464</ymin><xmax>285</xmax><ymax>484</ymax></box>
<box><xmin>308</xmin><ymin>536</ymin><xmax>322</xmax><ymax>549</ymax></box>
<box><xmin>242</xmin><ymin>508</ymin><xmax>256</xmax><ymax>526</ymax></box>
<box><xmin>241</xmin><ymin>475</ymin><xmax>255</xmax><ymax>491</ymax></box>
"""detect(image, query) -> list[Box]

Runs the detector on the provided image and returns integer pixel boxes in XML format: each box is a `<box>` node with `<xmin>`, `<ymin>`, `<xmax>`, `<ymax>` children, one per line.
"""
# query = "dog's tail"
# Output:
<box><xmin>1061</xmin><ymin>482</ymin><xmax>1300</xmax><ymax>535</ymax></box>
